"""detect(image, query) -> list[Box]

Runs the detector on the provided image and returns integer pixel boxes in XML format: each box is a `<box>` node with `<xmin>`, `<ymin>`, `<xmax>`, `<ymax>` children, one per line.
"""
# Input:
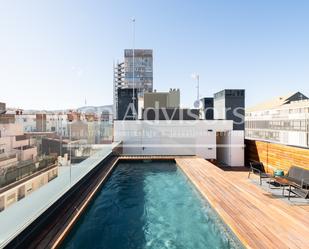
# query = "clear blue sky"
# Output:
<box><xmin>1</xmin><ymin>0</ymin><xmax>308</xmax><ymax>110</ymax></box>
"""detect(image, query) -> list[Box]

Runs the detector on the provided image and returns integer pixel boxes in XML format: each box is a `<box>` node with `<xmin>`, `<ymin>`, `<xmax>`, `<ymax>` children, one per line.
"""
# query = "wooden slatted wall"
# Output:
<box><xmin>245</xmin><ymin>139</ymin><xmax>309</xmax><ymax>173</ymax></box>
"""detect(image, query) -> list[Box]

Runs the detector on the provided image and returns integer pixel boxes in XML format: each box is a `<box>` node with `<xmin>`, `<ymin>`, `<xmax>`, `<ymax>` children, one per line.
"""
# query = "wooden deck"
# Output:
<box><xmin>176</xmin><ymin>157</ymin><xmax>309</xmax><ymax>249</ymax></box>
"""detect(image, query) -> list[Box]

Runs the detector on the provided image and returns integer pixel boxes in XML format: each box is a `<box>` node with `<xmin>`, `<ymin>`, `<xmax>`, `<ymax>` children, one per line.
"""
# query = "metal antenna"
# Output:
<box><xmin>132</xmin><ymin>18</ymin><xmax>136</xmax><ymax>120</ymax></box>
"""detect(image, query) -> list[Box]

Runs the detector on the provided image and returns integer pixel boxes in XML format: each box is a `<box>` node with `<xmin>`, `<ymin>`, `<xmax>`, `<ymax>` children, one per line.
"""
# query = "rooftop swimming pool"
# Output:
<box><xmin>61</xmin><ymin>160</ymin><xmax>243</xmax><ymax>249</ymax></box>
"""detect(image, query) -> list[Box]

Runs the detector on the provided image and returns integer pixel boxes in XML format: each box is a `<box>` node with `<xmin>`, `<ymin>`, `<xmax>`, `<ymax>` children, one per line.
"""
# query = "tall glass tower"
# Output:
<box><xmin>113</xmin><ymin>49</ymin><xmax>153</xmax><ymax>119</ymax></box>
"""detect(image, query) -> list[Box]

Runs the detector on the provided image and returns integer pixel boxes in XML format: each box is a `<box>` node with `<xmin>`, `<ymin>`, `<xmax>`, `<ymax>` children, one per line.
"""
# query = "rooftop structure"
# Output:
<box><xmin>36</xmin><ymin>114</ymin><xmax>46</xmax><ymax>132</ymax></box>
<box><xmin>116</xmin><ymin>88</ymin><xmax>138</xmax><ymax>120</ymax></box>
<box><xmin>246</xmin><ymin>91</ymin><xmax>307</xmax><ymax>113</ymax></box>
<box><xmin>0</xmin><ymin>102</ymin><xmax>6</xmax><ymax>115</ymax></box>
<box><xmin>200</xmin><ymin>97</ymin><xmax>214</xmax><ymax>120</ymax></box>
<box><xmin>114</xmin><ymin>120</ymin><xmax>244</xmax><ymax>166</ymax></box>
<box><xmin>214</xmin><ymin>89</ymin><xmax>245</xmax><ymax>130</ymax></box>
<box><xmin>143</xmin><ymin>89</ymin><xmax>180</xmax><ymax>109</ymax></box>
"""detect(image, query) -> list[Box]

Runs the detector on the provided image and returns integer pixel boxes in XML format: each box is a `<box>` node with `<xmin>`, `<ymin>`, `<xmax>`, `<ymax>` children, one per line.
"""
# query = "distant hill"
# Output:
<box><xmin>6</xmin><ymin>105</ymin><xmax>113</xmax><ymax>114</ymax></box>
<box><xmin>77</xmin><ymin>105</ymin><xmax>113</xmax><ymax>114</ymax></box>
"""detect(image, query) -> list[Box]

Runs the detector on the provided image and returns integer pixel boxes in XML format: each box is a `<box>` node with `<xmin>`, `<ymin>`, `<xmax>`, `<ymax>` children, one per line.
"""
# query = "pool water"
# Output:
<box><xmin>61</xmin><ymin>160</ymin><xmax>243</xmax><ymax>249</ymax></box>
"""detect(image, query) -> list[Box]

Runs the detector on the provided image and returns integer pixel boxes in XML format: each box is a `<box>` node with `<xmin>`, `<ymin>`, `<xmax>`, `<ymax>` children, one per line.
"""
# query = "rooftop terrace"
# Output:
<box><xmin>176</xmin><ymin>157</ymin><xmax>309</xmax><ymax>249</ymax></box>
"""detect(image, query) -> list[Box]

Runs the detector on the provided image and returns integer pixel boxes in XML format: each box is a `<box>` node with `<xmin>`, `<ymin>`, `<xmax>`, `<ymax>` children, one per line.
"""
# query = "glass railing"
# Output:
<box><xmin>0</xmin><ymin>109</ymin><xmax>117</xmax><ymax>246</ymax></box>
<box><xmin>0</xmin><ymin>142</ymin><xmax>120</xmax><ymax>247</ymax></box>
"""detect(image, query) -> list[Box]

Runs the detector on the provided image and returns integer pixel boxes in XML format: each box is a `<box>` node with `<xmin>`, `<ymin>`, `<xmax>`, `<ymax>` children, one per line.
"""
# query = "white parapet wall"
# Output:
<box><xmin>114</xmin><ymin>120</ymin><xmax>244</xmax><ymax>165</ymax></box>
<box><xmin>217</xmin><ymin>130</ymin><xmax>245</xmax><ymax>166</ymax></box>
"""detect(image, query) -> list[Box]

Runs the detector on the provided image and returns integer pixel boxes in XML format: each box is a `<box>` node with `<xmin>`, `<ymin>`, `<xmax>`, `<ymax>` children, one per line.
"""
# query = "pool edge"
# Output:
<box><xmin>175</xmin><ymin>158</ymin><xmax>249</xmax><ymax>249</ymax></box>
<box><xmin>52</xmin><ymin>157</ymin><xmax>120</xmax><ymax>249</ymax></box>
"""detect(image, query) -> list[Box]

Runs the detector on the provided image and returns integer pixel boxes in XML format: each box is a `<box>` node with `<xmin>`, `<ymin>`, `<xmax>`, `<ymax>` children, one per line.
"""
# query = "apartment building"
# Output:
<box><xmin>13</xmin><ymin>112</ymin><xmax>68</xmax><ymax>137</ymax></box>
<box><xmin>0</xmin><ymin>102</ymin><xmax>58</xmax><ymax>212</ymax></box>
<box><xmin>245</xmin><ymin>92</ymin><xmax>309</xmax><ymax>148</ymax></box>
<box><xmin>0</xmin><ymin>161</ymin><xmax>58</xmax><ymax>211</ymax></box>
<box><xmin>0</xmin><ymin>121</ymin><xmax>37</xmax><ymax>162</ymax></box>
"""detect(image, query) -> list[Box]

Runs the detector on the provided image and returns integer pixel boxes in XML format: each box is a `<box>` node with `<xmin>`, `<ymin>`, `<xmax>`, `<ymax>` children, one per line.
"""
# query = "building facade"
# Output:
<box><xmin>214</xmin><ymin>89</ymin><xmax>245</xmax><ymax>130</ymax></box>
<box><xmin>0</xmin><ymin>102</ymin><xmax>59</xmax><ymax>212</ymax></box>
<box><xmin>143</xmin><ymin>89</ymin><xmax>180</xmax><ymax>109</ymax></box>
<box><xmin>200</xmin><ymin>97</ymin><xmax>214</xmax><ymax>120</ymax></box>
<box><xmin>113</xmin><ymin>49</ymin><xmax>153</xmax><ymax>119</ymax></box>
<box><xmin>114</xmin><ymin>88</ymin><xmax>246</xmax><ymax>166</ymax></box>
<box><xmin>0</xmin><ymin>163</ymin><xmax>58</xmax><ymax>212</ymax></box>
<box><xmin>245</xmin><ymin>92</ymin><xmax>309</xmax><ymax>148</ymax></box>
<box><xmin>0</xmin><ymin>103</ymin><xmax>5</xmax><ymax>114</ymax></box>
<box><xmin>114</xmin><ymin>120</ymin><xmax>244</xmax><ymax>166</ymax></box>
<box><xmin>142</xmin><ymin>108</ymin><xmax>200</xmax><ymax>120</ymax></box>
<box><xmin>124</xmin><ymin>49</ymin><xmax>153</xmax><ymax>92</ymax></box>
<box><xmin>117</xmin><ymin>88</ymin><xmax>138</xmax><ymax>120</ymax></box>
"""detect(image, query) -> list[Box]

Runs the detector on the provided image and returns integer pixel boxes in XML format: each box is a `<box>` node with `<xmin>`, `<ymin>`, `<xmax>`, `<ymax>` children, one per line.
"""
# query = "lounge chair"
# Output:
<box><xmin>283</xmin><ymin>166</ymin><xmax>309</xmax><ymax>200</ymax></box>
<box><xmin>248</xmin><ymin>161</ymin><xmax>272</xmax><ymax>185</ymax></box>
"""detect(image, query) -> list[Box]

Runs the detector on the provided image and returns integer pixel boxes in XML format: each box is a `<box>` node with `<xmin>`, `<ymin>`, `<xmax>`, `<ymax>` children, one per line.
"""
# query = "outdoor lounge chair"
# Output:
<box><xmin>283</xmin><ymin>166</ymin><xmax>309</xmax><ymax>200</ymax></box>
<box><xmin>289</xmin><ymin>186</ymin><xmax>309</xmax><ymax>200</ymax></box>
<box><xmin>248</xmin><ymin>161</ymin><xmax>272</xmax><ymax>185</ymax></box>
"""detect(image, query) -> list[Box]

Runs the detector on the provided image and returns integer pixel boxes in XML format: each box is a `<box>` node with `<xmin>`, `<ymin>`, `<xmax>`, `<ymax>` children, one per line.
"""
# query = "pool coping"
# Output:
<box><xmin>175</xmin><ymin>158</ymin><xmax>247</xmax><ymax>248</ymax></box>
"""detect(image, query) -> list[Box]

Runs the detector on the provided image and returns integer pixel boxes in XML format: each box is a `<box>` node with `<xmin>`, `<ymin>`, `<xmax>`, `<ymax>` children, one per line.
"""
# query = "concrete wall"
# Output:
<box><xmin>216</xmin><ymin>131</ymin><xmax>245</xmax><ymax>166</ymax></box>
<box><xmin>214</xmin><ymin>89</ymin><xmax>245</xmax><ymax>130</ymax></box>
<box><xmin>167</xmin><ymin>90</ymin><xmax>180</xmax><ymax>108</ymax></box>
<box><xmin>0</xmin><ymin>124</ymin><xmax>24</xmax><ymax>137</ymax></box>
<box><xmin>142</xmin><ymin>108</ymin><xmax>200</xmax><ymax>120</ymax></box>
<box><xmin>0</xmin><ymin>103</ymin><xmax>6</xmax><ymax>114</ymax></box>
<box><xmin>214</xmin><ymin>97</ymin><xmax>226</xmax><ymax>120</ymax></box>
<box><xmin>144</xmin><ymin>92</ymin><xmax>168</xmax><ymax>108</ymax></box>
<box><xmin>114</xmin><ymin>120</ymin><xmax>241</xmax><ymax>161</ymax></box>
<box><xmin>144</xmin><ymin>90</ymin><xmax>180</xmax><ymax>109</ymax></box>
<box><xmin>0</xmin><ymin>156</ymin><xmax>18</xmax><ymax>168</ymax></box>
<box><xmin>20</xmin><ymin>147</ymin><xmax>37</xmax><ymax>161</ymax></box>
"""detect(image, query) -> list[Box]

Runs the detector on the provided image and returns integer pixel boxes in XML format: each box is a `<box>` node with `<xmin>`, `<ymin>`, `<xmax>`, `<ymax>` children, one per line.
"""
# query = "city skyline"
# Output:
<box><xmin>1</xmin><ymin>0</ymin><xmax>309</xmax><ymax>110</ymax></box>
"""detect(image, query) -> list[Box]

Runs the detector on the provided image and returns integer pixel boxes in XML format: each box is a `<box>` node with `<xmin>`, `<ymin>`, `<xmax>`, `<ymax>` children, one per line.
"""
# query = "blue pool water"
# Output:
<box><xmin>61</xmin><ymin>160</ymin><xmax>243</xmax><ymax>249</ymax></box>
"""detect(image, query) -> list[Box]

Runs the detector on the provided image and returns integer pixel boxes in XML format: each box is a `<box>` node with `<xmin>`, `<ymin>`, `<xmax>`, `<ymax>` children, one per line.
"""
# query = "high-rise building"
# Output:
<box><xmin>113</xmin><ymin>49</ymin><xmax>153</xmax><ymax>119</ymax></box>
<box><xmin>123</xmin><ymin>49</ymin><xmax>153</xmax><ymax>92</ymax></box>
